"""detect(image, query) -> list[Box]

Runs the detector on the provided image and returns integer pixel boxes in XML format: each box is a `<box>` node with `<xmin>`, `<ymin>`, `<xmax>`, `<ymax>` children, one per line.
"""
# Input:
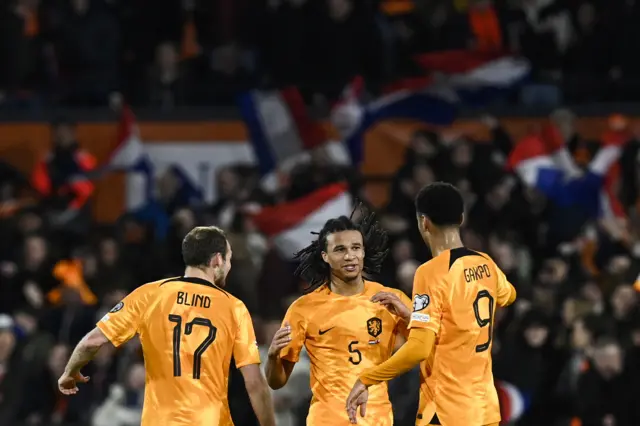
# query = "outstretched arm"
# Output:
<box><xmin>363</xmin><ymin>327</ymin><xmax>435</xmax><ymax>385</ymax></box>
<box><xmin>346</xmin><ymin>328</ymin><xmax>435</xmax><ymax>424</ymax></box>
<box><xmin>59</xmin><ymin>327</ymin><xmax>110</xmax><ymax>394</ymax></box>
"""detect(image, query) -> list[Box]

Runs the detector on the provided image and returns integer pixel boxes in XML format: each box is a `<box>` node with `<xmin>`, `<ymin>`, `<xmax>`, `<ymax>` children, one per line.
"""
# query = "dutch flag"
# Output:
<box><xmin>507</xmin><ymin>125</ymin><xmax>626</xmax><ymax>220</ymax></box>
<box><xmin>104</xmin><ymin>105</ymin><xmax>154</xmax><ymax>209</ymax></box>
<box><xmin>332</xmin><ymin>50</ymin><xmax>530</xmax><ymax>164</ymax></box>
<box><xmin>237</xmin><ymin>87</ymin><xmax>330</xmax><ymax>191</ymax></box>
<box><xmin>250</xmin><ymin>182</ymin><xmax>352</xmax><ymax>259</ymax></box>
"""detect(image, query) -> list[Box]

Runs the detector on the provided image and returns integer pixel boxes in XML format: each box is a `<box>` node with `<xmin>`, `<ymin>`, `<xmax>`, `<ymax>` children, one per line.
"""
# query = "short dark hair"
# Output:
<box><xmin>293</xmin><ymin>206</ymin><xmax>388</xmax><ymax>293</ymax></box>
<box><xmin>414</xmin><ymin>182</ymin><xmax>464</xmax><ymax>227</ymax></box>
<box><xmin>182</xmin><ymin>226</ymin><xmax>228</xmax><ymax>267</ymax></box>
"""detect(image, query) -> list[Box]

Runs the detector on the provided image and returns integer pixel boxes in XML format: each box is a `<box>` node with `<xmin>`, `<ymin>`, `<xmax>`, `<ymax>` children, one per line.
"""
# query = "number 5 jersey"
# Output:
<box><xmin>97</xmin><ymin>276</ymin><xmax>260</xmax><ymax>426</ymax></box>
<box><xmin>280</xmin><ymin>281</ymin><xmax>412</xmax><ymax>426</ymax></box>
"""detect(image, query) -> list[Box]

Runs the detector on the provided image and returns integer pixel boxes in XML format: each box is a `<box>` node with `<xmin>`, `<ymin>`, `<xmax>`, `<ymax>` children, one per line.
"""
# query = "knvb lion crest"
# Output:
<box><xmin>367</xmin><ymin>317</ymin><xmax>382</xmax><ymax>338</ymax></box>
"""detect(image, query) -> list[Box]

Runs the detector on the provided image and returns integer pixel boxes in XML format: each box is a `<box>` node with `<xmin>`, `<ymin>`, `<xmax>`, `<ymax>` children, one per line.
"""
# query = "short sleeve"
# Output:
<box><xmin>495</xmin><ymin>265</ymin><xmax>516</xmax><ymax>307</ymax></box>
<box><xmin>233</xmin><ymin>301</ymin><xmax>261</xmax><ymax>368</ymax></box>
<box><xmin>97</xmin><ymin>286</ymin><xmax>149</xmax><ymax>347</ymax></box>
<box><xmin>409</xmin><ymin>264</ymin><xmax>444</xmax><ymax>336</ymax></box>
<box><xmin>279</xmin><ymin>300</ymin><xmax>307</xmax><ymax>363</ymax></box>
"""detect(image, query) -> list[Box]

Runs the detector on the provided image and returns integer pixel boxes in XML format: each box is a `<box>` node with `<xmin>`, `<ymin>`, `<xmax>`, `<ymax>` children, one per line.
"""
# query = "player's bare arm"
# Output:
<box><xmin>370</xmin><ymin>291</ymin><xmax>411</xmax><ymax>323</ymax></box>
<box><xmin>240</xmin><ymin>364</ymin><xmax>277</xmax><ymax>426</ymax></box>
<box><xmin>264</xmin><ymin>321</ymin><xmax>295</xmax><ymax>389</ymax></box>
<box><xmin>58</xmin><ymin>327</ymin><xmax>110</xmax><ymax>395</ymax></box>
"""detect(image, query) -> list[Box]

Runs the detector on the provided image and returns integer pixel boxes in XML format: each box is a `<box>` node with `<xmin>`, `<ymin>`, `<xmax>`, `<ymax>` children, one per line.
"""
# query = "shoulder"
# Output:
<box><xmin>376</xmin><ymin>283</ymin><xmax>410</xmax><ymax>300</ymax></box>
<box><xmin>366</xmin><ymin>280</ymin><xmax>387</xmax><ymax>292</ymax></box>
<box><xmin>286</xmin><ymin>291</ymin><xmax>320</xmax><ymax>313</ymax></box>
<box><xmin>416</xmin><ymin>258</ymin><xmax>444</xmax><ymax>277</ymax></box>
<box><xmin>109</xmin><ymin>281</ymin><xmax>159</xmax><ymax>313</ymax></box>
<box><xmin>230</xmin><ymin>296</ymin><xmax>252</xmax><ymax>320</ymax></box>
<box><xmin>474</xmin><ymin>250</ymin><xmax>494</xmax><ymax>261</ymax></box>
<box><xmin>474</xmin><ymin>251</ymin><xmax>500</xmax><ymax>269</ymax></box>
<box><xmin>130</xmin><ymin>280</ymin><xmax>163</xmax><ymax>300</ymax></box>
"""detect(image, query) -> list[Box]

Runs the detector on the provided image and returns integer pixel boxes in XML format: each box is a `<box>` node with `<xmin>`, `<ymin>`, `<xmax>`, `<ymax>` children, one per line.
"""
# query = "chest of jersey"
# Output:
<box><xmin>304</xmin><ymin>297</ymin><xmax>397</xmax><ymax>368</ymax></box>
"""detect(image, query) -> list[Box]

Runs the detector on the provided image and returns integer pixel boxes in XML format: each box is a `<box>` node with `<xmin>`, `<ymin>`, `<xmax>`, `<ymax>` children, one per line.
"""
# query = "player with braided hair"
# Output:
<box><xmin>265</xmin><ymin>205</ymin><xmax>412</xmax><ymax>426</ymax></box>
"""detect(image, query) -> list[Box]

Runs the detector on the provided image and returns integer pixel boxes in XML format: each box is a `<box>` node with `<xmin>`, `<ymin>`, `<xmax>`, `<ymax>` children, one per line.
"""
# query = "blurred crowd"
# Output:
<box><xmin>3</xmin><ymin>0</ymin><xmax>640</xmax><ymax>109</ymax></box>
<box><xmin>0</xmin><ymin>107</ymin><xmax>639</xmax><ymax>426</ymax></box>
<box><xmin>2</xmin><ymin>0</ymin><xmax>640</xmax><ymax>425</ymax></box>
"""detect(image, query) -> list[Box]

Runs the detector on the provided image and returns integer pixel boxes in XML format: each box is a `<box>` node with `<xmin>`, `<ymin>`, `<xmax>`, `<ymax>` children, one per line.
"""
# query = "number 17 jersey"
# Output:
<box><xmin>409</xmin><ymin>248</ymin><xmax>515</xmax><ymax>426</ymax></box>
<box><xmin>96</xmin><ymin>277</ymin><xmax>260</xmax><ymax>426</ymax></box>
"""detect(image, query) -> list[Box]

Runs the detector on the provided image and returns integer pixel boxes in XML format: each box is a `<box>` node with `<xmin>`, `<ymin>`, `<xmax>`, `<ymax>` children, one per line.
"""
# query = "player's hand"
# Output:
<box><xmin>371</xmin><ymin>292</ymin><xmax>411</xmax><ymax>322</ymax></box>
<box><xmin>267</xmin><ymin>322</ymin><xmax>291</xmax><ymax>359</ymax></box>
<box><xmin>58</xmin><ymin>371</ymin><xmax>90</xmax><ymax>395</ymax></box>
<box><xmin>346</xmin><ymin>379</ymin><xmax>368</xmax><ymax>424</ymax></box>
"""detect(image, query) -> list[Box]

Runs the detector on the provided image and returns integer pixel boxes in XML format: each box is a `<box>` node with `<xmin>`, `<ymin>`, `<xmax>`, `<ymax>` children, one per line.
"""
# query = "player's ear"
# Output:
<box><xmin>321</xmin><ymin>251</ymin><xmax>329</xmax><ymax>264</ymax></box>
<box><xmin>424</xmin><ymin>216</ymin><xmax>435</xmax><ymax>234</ymax></box>
<box><xmin>210</xmin><ymin>252</ymin><xmax>223</xmax><ymax>268</ymax></box>
<box><xmin>418</xmin><ymin>215</ymin><xmax>428</xmax><ymax>232</ymax></box>
<box><xmin>460</xmin><ymin>213</ymin><xmax>465</xmax><ymax>227</ymax></box>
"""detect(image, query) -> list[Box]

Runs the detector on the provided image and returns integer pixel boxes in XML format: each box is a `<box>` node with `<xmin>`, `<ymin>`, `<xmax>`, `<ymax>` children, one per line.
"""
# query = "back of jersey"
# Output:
<box><xmin>97</xmin><ymin>277</ymin><xmax>260</xmax><ymax>426</ymax></box>
<box><xmin>409</xmin><ymin>247</ymin><xmax>514</xmax><ymax>426</ymax></box>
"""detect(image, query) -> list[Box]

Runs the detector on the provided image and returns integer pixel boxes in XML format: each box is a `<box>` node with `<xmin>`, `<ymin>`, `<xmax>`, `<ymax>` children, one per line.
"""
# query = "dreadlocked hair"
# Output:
<box><xmin>293</xmin><ymin>202</ymin><xmax>389</xmax><ymax>294</ymax></box>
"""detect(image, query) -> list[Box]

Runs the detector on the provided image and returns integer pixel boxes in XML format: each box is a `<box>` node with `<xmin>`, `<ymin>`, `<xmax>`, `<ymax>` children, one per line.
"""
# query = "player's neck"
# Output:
<box><xmin>428</xmin><ymin>229</ymin><xmax>464</xmax><ymax>257</ymax></box>
<box><xmin>329</xmin><ymin>274</ymin><xmax>365</xmax><ymax>296</ymax></box>
<box><xmin>184</xmin><ymin>266</ymin><xmax>215</xmax><ymax>285</ymax></box>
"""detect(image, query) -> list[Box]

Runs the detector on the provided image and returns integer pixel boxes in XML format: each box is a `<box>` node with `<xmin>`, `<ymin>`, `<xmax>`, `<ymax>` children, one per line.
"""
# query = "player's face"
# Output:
<box><xmin>323</xmin><ymin>230</ymin><xmax>364</xmax><ymax>282</ymax></box>
<box><xmin>214</xmin><ymin>242</ymin><xmax>232</xmax><ymax>287</ymax></box>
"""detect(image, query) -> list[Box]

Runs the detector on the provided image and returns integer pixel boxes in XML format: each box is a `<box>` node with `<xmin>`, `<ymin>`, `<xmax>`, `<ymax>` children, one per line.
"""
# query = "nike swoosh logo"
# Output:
<box><xmin>319</xmin><ymin>327</ymin><xmax>335</xmax><ymax>335</ymax></box>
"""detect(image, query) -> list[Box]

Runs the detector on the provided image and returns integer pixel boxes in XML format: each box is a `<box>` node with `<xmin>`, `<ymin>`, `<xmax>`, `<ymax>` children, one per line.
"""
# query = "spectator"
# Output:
<box><xmin>575</xmin><ymin>337</ymin><xmax>640</xmax><ymax>425</ymax></box>
<box><xmin>31</xmin><ymin>118</ymin><xmax>96</xmax><ymax>246</ymax></box>
<box><xmin>92</xmin><ymin>362</ymin><xmax>144</xmax><ymax>426</ymax></box>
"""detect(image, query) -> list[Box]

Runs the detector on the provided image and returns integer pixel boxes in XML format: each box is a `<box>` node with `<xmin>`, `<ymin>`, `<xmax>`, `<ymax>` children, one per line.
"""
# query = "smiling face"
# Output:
<box><xmin>322</xmin><ymin>230</ymin><xmax>364</xmax><ymax>282</ymax></box>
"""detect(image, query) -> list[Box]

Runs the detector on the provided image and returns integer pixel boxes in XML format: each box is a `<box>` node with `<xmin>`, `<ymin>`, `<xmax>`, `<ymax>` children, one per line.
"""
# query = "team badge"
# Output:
<box><xmin>109</xmin><ymin>301</ymin><xmax>124</xmax><ymax>313</ymax></box>
<box><xmin>367</xmin><ymin>317</ymin><xmax>382</xmax><ymax>338</ymax></box>
<box><xmin>413</xmin><ymin>294</ymin><xmax>430</xmax><ymax>311</ymax></box>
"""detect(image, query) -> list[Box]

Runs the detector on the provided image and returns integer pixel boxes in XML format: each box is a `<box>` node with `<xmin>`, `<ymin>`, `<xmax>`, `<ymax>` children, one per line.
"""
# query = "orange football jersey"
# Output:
<box><xmin>97</xmin><ymin>277</ymin><xmax>260</xmax><ymax>426</ymax></box>
<box><xmin>409</xmin><ymin>247</ymin><xmax>515</xmax><ymax>426</ymax></box>
<box><xmin>281</xmin><ymin>280</ymin><xmax>411</xmax><ymax>426</ymax></box>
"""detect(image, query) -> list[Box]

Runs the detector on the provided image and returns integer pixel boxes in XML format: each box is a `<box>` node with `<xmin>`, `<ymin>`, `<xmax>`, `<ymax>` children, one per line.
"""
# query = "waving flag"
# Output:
<box><xmin>332</xmin><ymin>50</ymin><xmax>530</xmax><ymax>164</ymax></box>
<box><xmin>238</xmin><ymin>87</ymin><xmax>328</xmax><ymax>190</ymax></box>
<box><xmin>496</xmin><ymin>381</ymin><xmax>528</xmax><ymax>423</ymax></box>
<box><xmin>251</xmin><ymin>182</ymin><xmax>351</xmax><ymax>259</ymax></box>
<box><xmin>507</xmin><ymin>126</ymin><xmax>626</xmax><ymax>220</ymax></box>
<box><xmin>104</xmin><ymin>106</ymin><xmax>154</xmax><ymax>209</ymax></box>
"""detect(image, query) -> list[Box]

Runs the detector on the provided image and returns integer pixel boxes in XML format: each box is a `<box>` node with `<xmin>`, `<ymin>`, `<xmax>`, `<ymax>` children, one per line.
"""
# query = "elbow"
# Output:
<box><xmin>266</xmin><ymin>374</ymin><xmax>286</xmax><ymax>390</ymax></box>
<box><xmin>417</xmin><ymin>347</ymin><xmax>431</xmax><ymax>363</ymax></box>
<box><xmin>81</xmin><ymin>327</ymin><xmax>109</xmax><ymax>351</ymax></box>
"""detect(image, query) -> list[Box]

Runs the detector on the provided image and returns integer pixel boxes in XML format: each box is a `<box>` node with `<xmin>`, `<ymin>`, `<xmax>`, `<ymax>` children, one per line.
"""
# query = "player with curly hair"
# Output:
<box><xmin>265</xmin><ymin>205</ymin><xmax>412</xmax><ymax>426</ymax></box>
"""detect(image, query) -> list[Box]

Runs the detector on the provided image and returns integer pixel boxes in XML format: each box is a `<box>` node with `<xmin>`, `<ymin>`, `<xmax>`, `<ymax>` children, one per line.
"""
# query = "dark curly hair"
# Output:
<box><xmin>293</xmin><ymin>204</ymin><xmax>389</xmax><ymax>294</ymax></box>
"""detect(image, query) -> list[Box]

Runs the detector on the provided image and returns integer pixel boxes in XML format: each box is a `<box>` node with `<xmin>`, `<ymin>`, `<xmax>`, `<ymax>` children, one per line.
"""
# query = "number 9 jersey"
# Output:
<box><xmin>409</xmin><ymin>247</ymin><xmax>516</xmax><ymax>426</ymax></box>
<box><xmin>280</xmin><ymin>281</ymin><xmax>412</xmax><ymax>426</ymax></box>
<box><xmin>96</xmin><ymin>276</ymin><xmax>260</xmax><ymax>426</ymax></box>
